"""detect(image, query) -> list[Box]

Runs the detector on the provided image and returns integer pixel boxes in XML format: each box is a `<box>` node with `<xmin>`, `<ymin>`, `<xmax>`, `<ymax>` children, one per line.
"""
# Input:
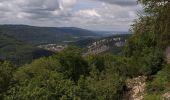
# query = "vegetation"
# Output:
<box><xmin>0</xmin><ymin>32</ymin><xmax>54</xmax><ymax>65</ymax></box>
<box><xmin>1</xmin><ymin>47</ymin><xmax>125</xmax><ymax>100</ymax></box>
<box><xmin>0</xmin><ymin>25</ymin><xmax>99</xmax><ymax>44</ymax></box>
<box><xmin>0</xmin><ymin>61</ymin><xmax>15</xmax><ymax>99</ymax></box>
<box><xmin>124</xmin><ymin>0</ymin><xmax>170</xmax><ymax>99</ymax></box>
<box><xmin>0</xmin><ymin>0</ymin><xmax>170</xmax><ymax>99</ymax></box>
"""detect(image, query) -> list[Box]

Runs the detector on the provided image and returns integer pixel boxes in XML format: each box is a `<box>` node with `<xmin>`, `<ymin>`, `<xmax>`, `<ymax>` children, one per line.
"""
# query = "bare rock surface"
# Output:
<box><xmin>162</xmin><ymin>92</ymin><xmax>170</xmax><ymax>100</ymax></box>
<box><xmin>124</xmin><ymin>76</ymin><xmax>147</xmax><ymax>100</ymax></box>
<box><xmin>166</xmin><ymin>46</ymin><xmax>170</xmax><ymax>64</ymax></box>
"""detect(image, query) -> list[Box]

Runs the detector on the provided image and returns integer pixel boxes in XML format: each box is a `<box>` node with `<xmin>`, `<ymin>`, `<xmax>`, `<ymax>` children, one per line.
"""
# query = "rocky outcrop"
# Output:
<box><xmin>124</xmin><ymin>76</ymin><xmax>147</xmax><ymax>100</ymax></box>
<box><xmin>88</xmin><ymin>45</ymin><xmax>109</xmax><ymax>54</ymax></box>
<box><xmin>166</xmin><ymin>46</ymin><xmax>170</xmax><ymax>64</ymax></box>
<box><xmin>162</xmin><ymin>92</ymin><xmax>170</xmax><ymax>100</ymax></box>
<box><xmin>87</xmin><ymin>37</ymin><xmax>126</xmax><ymax>54</ymax></box>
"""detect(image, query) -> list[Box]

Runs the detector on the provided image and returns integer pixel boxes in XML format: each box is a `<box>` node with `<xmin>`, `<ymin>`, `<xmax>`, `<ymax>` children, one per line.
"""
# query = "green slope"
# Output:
<box><xmin>0</xmin><ymin>33</ymin><xmax>54</xmax><ymax>65</ymax></box>
<box><xmin>0</xmin><ymin>25</ymin><xmax>100</xmax><ymax>44</ymax></box>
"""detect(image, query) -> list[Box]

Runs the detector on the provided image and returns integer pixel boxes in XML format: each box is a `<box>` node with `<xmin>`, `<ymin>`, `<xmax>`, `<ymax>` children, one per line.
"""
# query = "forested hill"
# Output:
<box><xmin>0</xmin><ymin>25</ymin><xmax>99</xmax><ymax>44</ymax></box>
<box><xmin>0</xmin><ymin>33</ymin><xmax>54</xmax><ymax>65</ymax></box>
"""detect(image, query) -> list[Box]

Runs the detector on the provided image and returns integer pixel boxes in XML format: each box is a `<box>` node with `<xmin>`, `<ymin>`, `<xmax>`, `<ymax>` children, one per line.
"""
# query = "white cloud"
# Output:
<box><xmin>17</xmin><ymin>12</ymin><xmax>31</xmax><ymax>19</ymax></box>
<box><xmin>75</xmin><ymin>9</ymin><xmax>101</xmax><ymax>17</ymax></box>
<box><xmin>69</xmin><ymin>3</ymin><xmax>139</xmax><ymax>28</ymax></box>
<box><xmin>59</xmin><ymin>0</ymin><xmax>77</xmax><ymax>10</ymax></box>
<box><xmin>0</xmin><ymin>0</ymin><xmax>142</xmax><ymax>31</ymax></box>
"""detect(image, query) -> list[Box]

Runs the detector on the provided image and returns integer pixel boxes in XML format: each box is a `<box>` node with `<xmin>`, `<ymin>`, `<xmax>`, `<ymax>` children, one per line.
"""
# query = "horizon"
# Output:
<box><xmin>0</xmin><ymin>0</ymin><xmax>142</xmax><ymax>31</ymax></box>
<box><xmin>0</xmin><ymin>24</ymin><xmax>132</xmax><ymax>33</ymax></box>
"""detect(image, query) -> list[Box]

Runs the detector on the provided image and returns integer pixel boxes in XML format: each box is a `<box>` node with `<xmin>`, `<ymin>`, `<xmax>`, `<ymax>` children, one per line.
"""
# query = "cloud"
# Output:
<box><xmin>0</xmin><ymin>0</ymin><xmax>76</xmax><ymax>19</ymax></box>
<box><xmin>75</xmin><ymin>9</ymin><xmax>101</xmax><ymax>18</ymax></box>
<box><xmin>94</xmin><ymin>0</ymin><xmax>138</xmax><ymax>6</ymax></box>
<box><xmin>59</xmin><ymin>0</ymin><xmax>77</xmax><ymax>10</ymax></box>
<box><xmin>0</xmin><ymin>0</ymin><xmax>141</xmax><ymax>31</ymax></box>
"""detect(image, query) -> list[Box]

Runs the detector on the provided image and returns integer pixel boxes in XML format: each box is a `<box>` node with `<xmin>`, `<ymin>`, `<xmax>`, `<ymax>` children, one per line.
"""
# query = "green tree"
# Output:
<box><xmin>0</xmin><ymin>61</ymin><xmax>15</xmax><ymax>99</ymax></box>
<box><xmin>5</xmin><ymin>58</ymin><xmax>76</xmax><ymax>100</ymax></box>
<box><xmin>56</xmin><ymin>46</ymin><xmax>89</xmax><ymax>82</ymax></box>
<box><xmin>86</xmin><ymin>66</ymin><xmax>125</xmax><ymax>100</ymax></box>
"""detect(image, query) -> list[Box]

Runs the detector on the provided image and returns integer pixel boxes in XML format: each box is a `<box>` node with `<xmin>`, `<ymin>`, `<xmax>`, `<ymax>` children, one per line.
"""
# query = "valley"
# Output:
<box><xmin>0</xmin><ymin>0</ymin><xmax>170</xmax><ymax>100</ymax></box>
<box><xmin>0</xmin><ymin>25</ymin><xmax>130</xmax><ymax>65</ymax></box>
<box><xmin>37</xmin><ymin>34</ymin><xmax>131</xmax><ymax>55</ymax></box>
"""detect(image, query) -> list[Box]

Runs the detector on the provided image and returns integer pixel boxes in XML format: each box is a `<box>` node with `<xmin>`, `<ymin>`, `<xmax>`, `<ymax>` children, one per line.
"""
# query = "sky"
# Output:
<box><xmin>0</xmin><ymin>0</ymin><xmax>142</xmax><ymax>31</ymax></box>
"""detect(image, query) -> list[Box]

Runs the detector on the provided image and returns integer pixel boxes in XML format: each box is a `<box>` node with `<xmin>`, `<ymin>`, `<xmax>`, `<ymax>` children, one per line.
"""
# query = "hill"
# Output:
<box><xmin>0</xmin><ymin>33</ymin><xmax>54</xmax><ymax>65</ymax></box>
<box><xmin>86</xmin><ymin>34</ymin><xmax>131</xmax><ymax>54</ymax></box>
<box><xmin>94</xmin><ymin>31</ymin><xmax>131</xmax><ymax>37</ymax></box>
<box><xmin>0</xmin><ymin>25</ymin><xmax>100</xmax><ymax>45</ymax></box>
<box><xmin>71</xmin><ymin>34</ymin><xmax>131</xmax><ymax>54</ymax></box>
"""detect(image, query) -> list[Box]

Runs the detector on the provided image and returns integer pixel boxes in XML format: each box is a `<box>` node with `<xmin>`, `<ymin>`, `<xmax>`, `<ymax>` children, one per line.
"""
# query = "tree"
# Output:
<box><xmin>5</xmin><ymin>58</ymin><xmax>76</xmax><ymax>100</ymax></box>
<box><xmin>56</xmin><ymin>46</ymin><xmax>89</xmax><ymax>82</ymax></box>
<box><xmin>138</xmin><ymin>0</ymin><xmax>170</xmax><ymax>47</ymax></box>
<box><xmin>0</xmin><ymin>61</ymin><xmax>15</xmax><ymax>99</ymax></box>
<box><xmin>85</xmin><ymin>66</ymin><xmax>125</xmax><ymax>100</ymax></box>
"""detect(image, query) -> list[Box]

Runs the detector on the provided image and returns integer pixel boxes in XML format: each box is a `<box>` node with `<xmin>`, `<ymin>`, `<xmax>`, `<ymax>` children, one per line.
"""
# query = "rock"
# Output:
<box><xmin>166</xmin><ymin>46</ymin><xmax>170</xmax><ymax>64</ymax></box>
<box><xmin>124</xmin><ymin>76</ymin><xmax>147</xmax><ymax>100</ymax></box>
<box><xmin>162</xmin><ymin>92</ymin><xmax>170</xmax><ymax>100</ymax></box>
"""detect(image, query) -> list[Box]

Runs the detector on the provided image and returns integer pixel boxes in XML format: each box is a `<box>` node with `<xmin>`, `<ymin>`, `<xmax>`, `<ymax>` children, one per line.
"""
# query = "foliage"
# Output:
<box><xmin>0</xmin><ymin>0</ymin><xmax>170</xmax><ymax>99</ymax></box>
<box><xmin>129</xmin><ymin>0</ymin><xmax>170</xmax><ymax>97</ymax></box>
<box><xmin>4</xmin><ymin>58</ymin><xmax>76</xmax><ymax>100</ymax></box>
<box><xmin>146</xmin><ymin>64</ymin><xmax>170</xmax><ymax>94</ymax></box>
<box><xmin>55</xmin><ymin>46</ymin><xmax>90</xmax><ymax>82</ymax></box>
<box><xmin>144</xmin><ymin>94</ymin><xmax>161</xmax><ymax>100</ymax></box>
<box><xmin>1</xmin><ymin>47</ymin><xmax>127</xmax><ymax>100</ymax></box>
<box><xmin>0</xmin><ymin>62</ymin><xmax>15</xmax><ymax>99</ymax></box>
<box><xmin>0</xmin><ymin>32</ymin><xmax>54</xmax><ymax>66</ymax></box>
<box><xmin>124</xmin><ymin>0</ymin><xmax>169</xmax><ymax>76</ymax></box>
<box><xmin>85</xmin><ymin>68</ymin><xmax>125</xmax><ymax>100</ymax></box>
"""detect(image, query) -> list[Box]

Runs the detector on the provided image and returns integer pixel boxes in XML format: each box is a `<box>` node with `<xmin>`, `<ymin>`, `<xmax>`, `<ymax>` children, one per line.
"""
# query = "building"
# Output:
<box><xmin>166</xmin><ymin>46</ymin><xmax>170</xmax><ymax>64</ymax></box>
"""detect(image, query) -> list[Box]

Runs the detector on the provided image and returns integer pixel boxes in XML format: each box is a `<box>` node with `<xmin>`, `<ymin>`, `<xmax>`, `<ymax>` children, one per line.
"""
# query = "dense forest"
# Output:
<box><xmin>0</xmin><ymin>0</ymin><xmax>170</xmax><ymax>100</ymax></box>
<box><xmin>0</xmin><ymin>33</ymin><xmax>54</xmax><ymax>65</ymax></box>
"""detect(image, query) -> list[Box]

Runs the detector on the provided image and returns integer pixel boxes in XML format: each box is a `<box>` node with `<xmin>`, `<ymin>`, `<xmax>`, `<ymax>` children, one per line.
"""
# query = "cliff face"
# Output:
<box><xmin>87</xmin><ymin>37</ymin><xmax>126</xmax><ymax>54</ymax></box>
<box><xmin>166</xmin><ymin>47</ymin><xmax>170</xmax><ymax>64</ymax></box>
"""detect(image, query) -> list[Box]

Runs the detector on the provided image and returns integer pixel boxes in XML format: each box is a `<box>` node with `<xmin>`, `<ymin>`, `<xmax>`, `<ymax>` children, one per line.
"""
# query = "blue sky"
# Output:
<box><xmin>0</xmin><ymin>0</ymin><xmax>142</xmax><ymax>31</ymax></box>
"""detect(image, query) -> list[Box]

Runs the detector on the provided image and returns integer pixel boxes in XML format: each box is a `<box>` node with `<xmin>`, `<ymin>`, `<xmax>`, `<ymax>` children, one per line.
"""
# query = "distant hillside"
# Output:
<box><xmin>0</xmin><ymin>33</ymin><xmax>54</xmax><ymax>65</ymax></box>
<box><xmin>70</xmin><ymin>34</ymin><xmax>131</xmax><ymax>54</ymax></box>
<box><xmin>0</xmin><ymin>25</ymin><xmax>100</xmax><ymax>44</ymax></box>
<box><xmin>85</xmin><ymin>34</ymin><xmax>131</xmax><ymax>54</ymax></box>
<box><xmin>71</xmin><ymin>38</ymin><xmax>96</xmax><ymax>48</ymax></box>
<box><xmin>94</xmin><ymin>31</ymin><xmax>131</xmax><ymax>37</ymax></box>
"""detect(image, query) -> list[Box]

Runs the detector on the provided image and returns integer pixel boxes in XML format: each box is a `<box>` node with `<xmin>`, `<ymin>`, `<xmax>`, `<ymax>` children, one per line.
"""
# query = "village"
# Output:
<box><xmin>38</xmin><ymin>44</ymin><xmax>68</xmax><ymax>52</ymax></box>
